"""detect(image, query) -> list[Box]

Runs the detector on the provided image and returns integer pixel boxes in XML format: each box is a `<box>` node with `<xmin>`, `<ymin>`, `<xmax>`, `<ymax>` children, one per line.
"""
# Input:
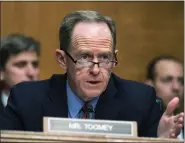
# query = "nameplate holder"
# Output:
<box><xmin>43</xmin><ymin>117</ymin><xmax>138</xmax><ymax>137</ymax></box>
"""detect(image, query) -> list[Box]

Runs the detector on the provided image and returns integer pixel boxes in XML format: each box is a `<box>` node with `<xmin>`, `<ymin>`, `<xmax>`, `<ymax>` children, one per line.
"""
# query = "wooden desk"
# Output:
<box><xmin>0</xmin><ymin>130</ymin><xmax>184</xmax><ymax>142</ymax></box>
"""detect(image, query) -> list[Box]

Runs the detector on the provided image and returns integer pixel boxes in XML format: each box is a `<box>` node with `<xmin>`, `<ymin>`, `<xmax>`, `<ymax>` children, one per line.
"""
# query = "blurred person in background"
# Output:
<box><xmin>145</xmin><ymin>55</ymin><xmax>184</xmax><ymax>139</ymax></box>
<box><xmin>0</xmin><ymin>34</ymin><xmax>41</xmax><ymax>115</ymax></box>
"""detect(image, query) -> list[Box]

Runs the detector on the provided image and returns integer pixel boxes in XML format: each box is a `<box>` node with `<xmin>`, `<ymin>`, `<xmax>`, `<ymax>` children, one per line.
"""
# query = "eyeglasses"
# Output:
<box><xmin>65</xmin><ymin>51</ymin><xmax>118</xmax><ymax>69</ymax></box>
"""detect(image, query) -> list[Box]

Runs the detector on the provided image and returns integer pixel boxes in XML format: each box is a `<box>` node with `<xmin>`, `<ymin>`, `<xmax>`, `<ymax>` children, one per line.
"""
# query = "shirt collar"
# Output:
<box><xmin>66</xmin><ymin>80</ymin><xmax>99</xmax><ymax>118</ymax></box>
<box><xmin>1</xmin><ymin>91</ymin><xmax>9</xmax><ymax>107</ymax></box>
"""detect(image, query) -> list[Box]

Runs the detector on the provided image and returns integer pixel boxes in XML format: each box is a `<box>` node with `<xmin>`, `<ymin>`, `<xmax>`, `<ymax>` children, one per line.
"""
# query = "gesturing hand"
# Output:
<box><xmin>157</xmin><ymin>97</ymin><xmax>184</xmax><ymax>138</ymax></box>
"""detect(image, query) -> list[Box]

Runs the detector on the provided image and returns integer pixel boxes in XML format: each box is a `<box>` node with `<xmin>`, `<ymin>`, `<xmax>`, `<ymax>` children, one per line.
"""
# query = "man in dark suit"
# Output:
<box><xmin>144</xmin><ymin>55</ymin><xmax>184</xmax><ymax>139</ymax></box>
<box><xmin>0</xmin><ymin>34</ymin><xmax>40</xmax><ymax>116</ymax></box>
<box><xmin>0</xmin><ymin>11</ymin><xmax>184</xmax><ymax>138</ymax></box>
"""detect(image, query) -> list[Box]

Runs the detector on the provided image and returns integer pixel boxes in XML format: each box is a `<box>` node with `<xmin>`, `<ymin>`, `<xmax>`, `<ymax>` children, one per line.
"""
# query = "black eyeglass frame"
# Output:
<box><xmin>65</xmin><ymin>51</ymin><xmax>118</xmax><ymax>68</ymax></box>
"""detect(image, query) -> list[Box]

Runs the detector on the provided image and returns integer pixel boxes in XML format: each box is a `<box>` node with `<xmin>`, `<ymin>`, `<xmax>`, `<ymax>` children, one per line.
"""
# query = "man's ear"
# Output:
<box><xmin>115</xmin><ymin>49</ymin><xmax>118</xmax><ymax>55</ymax></box>
<box><xmin>55</xmin><ymin>49</ymin><xmax>67</xmax><ymax>70</ymax></box>
<box><xmin>114</xmin><ymin>49</ymin><xmax>118</xmax><ymax>61</ymax></box>
<box><xmin>144</xmin><ymin>80</ymin><xmax>154</xmax><ymax>87</ymax></box>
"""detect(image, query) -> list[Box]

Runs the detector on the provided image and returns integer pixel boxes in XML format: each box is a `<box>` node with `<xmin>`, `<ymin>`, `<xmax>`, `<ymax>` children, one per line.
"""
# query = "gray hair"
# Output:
<box><xmin>0</xmin><ymin>33</ymin><xmax>40</xmax><ymax>70</ymax></box>
<box><xmin>59</xmin><ymin>10</ymin><xmax>116</xmax><ymax>51</ymax></box>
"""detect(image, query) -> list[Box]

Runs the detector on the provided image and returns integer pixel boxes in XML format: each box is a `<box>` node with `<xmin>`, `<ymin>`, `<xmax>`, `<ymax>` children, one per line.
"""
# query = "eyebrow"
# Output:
<box><xmin>74</xmin><ymin>50</ymin><xmax>92</xmax><ymax>56</ymax></box>
<box><xmin>161</xmin><ymin>75</ymin><xmax>184</xmax><ymax>81</ymax></box>
<box><xmin>13</xmin><ymin>60</ymin><xmax>27</xmax><ymax>64</ymax></box>
<box><xmin>13</xmin><ymin>60</ymin><xmax>39</xmax><ymax>65</ymax></box>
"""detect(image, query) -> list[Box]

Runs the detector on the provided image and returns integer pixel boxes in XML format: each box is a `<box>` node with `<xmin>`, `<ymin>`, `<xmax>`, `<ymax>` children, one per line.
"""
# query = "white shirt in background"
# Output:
<box><xmin>1</xmin><ymin>91</ymin><xmax>9</xmax><ymax>107</ymax></box>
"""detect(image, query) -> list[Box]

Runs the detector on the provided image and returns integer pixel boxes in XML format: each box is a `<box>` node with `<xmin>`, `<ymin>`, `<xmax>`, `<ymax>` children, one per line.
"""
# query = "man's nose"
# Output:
<box><xmin>90</xmin><ymin>64</ymin><xmax>100</xmax><ymax>75</ymax></box>
<box><xmin>26</xmin><ymin>65</ymin><xmax>37</xmax><ymax>80</ymax></box>
<box><xmin>89</xmin><ymin>59</ymin><xmax>100</xmax><ymax>76</ymax></box>
<box><xmin>171</xmin><ymin>80</ymin><xmax>180</xmax><ymax>92</ymax></box>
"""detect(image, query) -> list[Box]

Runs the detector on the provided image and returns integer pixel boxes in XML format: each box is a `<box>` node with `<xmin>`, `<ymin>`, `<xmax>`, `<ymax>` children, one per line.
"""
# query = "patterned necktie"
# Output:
<box><xmin>79</xmin><ymin>102</ymin><xmax>94</xmax><ymax>119</ymax></box>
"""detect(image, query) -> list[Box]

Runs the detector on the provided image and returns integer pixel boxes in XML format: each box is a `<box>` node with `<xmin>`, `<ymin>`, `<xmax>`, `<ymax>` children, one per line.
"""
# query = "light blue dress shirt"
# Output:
<box><xmin>66</xmin><ymin>81</ymin><xmax>99</xmax><ymax>119</ymax></box>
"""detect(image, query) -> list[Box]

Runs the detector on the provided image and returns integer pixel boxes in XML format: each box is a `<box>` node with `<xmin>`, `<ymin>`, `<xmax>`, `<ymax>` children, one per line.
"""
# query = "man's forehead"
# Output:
<box><xmin>9</xmin><ymin>51</ymin><xmax>38</xmax><ymax>62</ymax></box>
<box><xmin>155</xmin><ymin>60</ymin><xmax>183</xmax><ymax>77</ymax></box>
<box><xmin>71</xmin><ymin>22</ymin><xmax>112</xmax><ymax>41</ymax></box>
<box><xmin>70</xmin><ymin>22</ymin><xmax>113</xmax><ymax>52</ymax></box>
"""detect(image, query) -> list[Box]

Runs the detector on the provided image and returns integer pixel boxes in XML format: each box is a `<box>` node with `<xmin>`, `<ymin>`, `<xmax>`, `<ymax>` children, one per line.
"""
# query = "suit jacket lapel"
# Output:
<box><xmin>42</xmin><ymin>74</ymin><xmax>68</xmax><ymax>118</ymax></box>
<box><xmin>42</xmin><ymin>73</ymin><xmax>121</xmax><ymax>120</ymax></box>
<box><xmin>95</xmin><ymin>74</ymin><xmax>120</xmax><ymax>120</ymax></box>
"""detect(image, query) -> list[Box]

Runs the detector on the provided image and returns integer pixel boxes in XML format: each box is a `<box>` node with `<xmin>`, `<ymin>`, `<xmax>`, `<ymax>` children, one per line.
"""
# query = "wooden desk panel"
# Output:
<box><xmin>0</xmin><ymin>130</ymin><xmax>183</xmax><ymax>142</ymax></box>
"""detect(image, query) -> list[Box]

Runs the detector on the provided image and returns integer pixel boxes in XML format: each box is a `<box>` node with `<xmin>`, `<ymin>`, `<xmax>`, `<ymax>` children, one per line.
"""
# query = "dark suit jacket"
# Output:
<box><xmin>0</xmin><ymin>73</ymin><xmax>163</xmax><ymax>137</ymax></box>
<box><xmin>0</xmin><ymin>81</ymin><xmax>5</xmax><ymax>116</ymax></box>
<box><xmin>0</xmin><ymin>94</ymin><xmax>4</xmax><ymax>116</ymax></box>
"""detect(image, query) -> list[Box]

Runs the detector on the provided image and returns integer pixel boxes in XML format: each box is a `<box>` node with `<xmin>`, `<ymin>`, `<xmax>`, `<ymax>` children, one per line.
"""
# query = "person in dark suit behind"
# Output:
<box><xmin>0</xmin><ymin>11</ymin><xmax>184</xmax><ymax>138</ymax></box>
<box><xmin>144</xmin><ymin>55</ymin><xmax>184</xmax><ymax>139</ymax></box>
<box><xmin>0</xmin><ymin>34</ymin><xmax>40</xmax><ymax>115</ymax></box>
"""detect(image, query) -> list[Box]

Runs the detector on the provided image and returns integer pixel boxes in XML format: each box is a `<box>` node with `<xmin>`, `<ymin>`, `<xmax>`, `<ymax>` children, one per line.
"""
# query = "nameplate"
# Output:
<box><xmin>43</xmin><ymin>117</ymin><xmax>137</xmax><ymax>137</ymax></box>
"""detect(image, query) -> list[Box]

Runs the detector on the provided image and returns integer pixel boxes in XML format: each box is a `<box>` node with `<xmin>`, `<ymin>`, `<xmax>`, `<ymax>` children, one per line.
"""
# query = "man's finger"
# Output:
<box><xmin>178</xmin><ymin>112</ymin><xmax>184</xmax><ymax>118</ymax></box>
<box><xmin>173</xmin><ymin>123</ymin><xmax>182</xmax><ymax>137</ymax></box>
<box><xmin>177</xmin><ymin>117</ymin><xmax>184</xmax><ymax>125</ymax></box>
<box><xmin>174</xmin><ymin>115</ymin><xmax>178</xmax><ymax>123</ymax></box>
<box><xmin>165</xmin><ymin>97</ymin><xmax>179</xmax><ymax>116</ymax></box>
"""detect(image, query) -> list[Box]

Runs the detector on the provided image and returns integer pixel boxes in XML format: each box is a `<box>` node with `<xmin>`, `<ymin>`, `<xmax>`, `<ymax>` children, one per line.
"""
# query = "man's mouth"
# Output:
<box><xmin>87</xmin><ymin>81</ymin><xmax>101</xmax><ymax>84</ymax></box>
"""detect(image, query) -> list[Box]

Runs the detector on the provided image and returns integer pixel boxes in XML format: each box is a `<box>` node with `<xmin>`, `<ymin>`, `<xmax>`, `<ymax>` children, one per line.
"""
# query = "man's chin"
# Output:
<box><xmin>82</xmin><ymin>89</ymin><xmax>103</xmax><ymax>99</ymax></box>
